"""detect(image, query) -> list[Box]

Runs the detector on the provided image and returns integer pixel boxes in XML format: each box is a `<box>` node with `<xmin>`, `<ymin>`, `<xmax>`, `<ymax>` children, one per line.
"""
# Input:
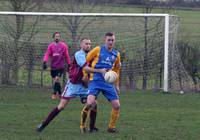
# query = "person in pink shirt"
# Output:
<box><xmin>43</xmin><ymin>32</ymin><xmax>71</xmax><ymax>99</ymax></box>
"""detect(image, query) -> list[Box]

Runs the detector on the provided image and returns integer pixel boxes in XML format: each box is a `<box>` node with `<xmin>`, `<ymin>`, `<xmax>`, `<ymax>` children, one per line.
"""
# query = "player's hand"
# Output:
<box><xmin>98</xmin><ymin>68</ymin><xmax>107</xmax><ymax>74</ymax></box>
<box><xmin>82</xmin><ymin>76</ymin><xmax>88</xmax><ymax>83</ymax></box>
<box><xmin>66</xmin><ymin>64</ymin><xmax>71</xmax><ymax>72</ymax></box>
<box><xmin>42</xmin><ymin>62</ymin><xmax>47</xmax><ymax>70</ymax></box>
<box><xmin>82</xmin><ymin>76</ymin><xmax>88</xmax><ymax>88</ymax></box>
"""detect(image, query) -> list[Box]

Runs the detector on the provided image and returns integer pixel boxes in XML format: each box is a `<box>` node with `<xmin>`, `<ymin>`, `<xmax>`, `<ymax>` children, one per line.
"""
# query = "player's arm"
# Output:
<box><xmin>42</xmin><ymin>44</ymin><xmax>52</xmax><ymax>69</ymax></box>
<box><xmin>112</xmin><ymin>52</ymin><xmax>121</xmax><ymax>94</ymax></box>
<box><xmin>86</xmin><ymin>46</ymin><xmax>100</xmax><ymax>63</ymax></box>
<box><xmin>112</xmin><ymin>52</ymin><xmax>121</xmax><ymax>79</ymax></box>
<box><xmin>43</xmin><ymin>45</ymin><xmax>52</xmax><ymax>62</ymax></box>
<box><xmin>74</xmin><ymin>52</ymin><xmax>88</xmax><ymax>84</ymax></box>
<box><xmin>82</xmin><ymin>46</ymin><xmax>101</xmax><ymax>76</ymax></box>
<box><xmin>74</xmin><ymin>52</ymin><xmax>103</xmax><ymax>74</ymax></box>
<box><xmin>64</xmin><ymin>43</ymin><xmax>71</xmax><ymax>65</ymax></box>
<box><xmin>82</xmin><ymin>64</ymin><xmax>106</xmax><ymax>88</ymax></box>
<box><xmin>83</xmin><ymin>66</ymin><xmax>106</xmax><ymax>74</ymax></box>
<box><xmin>75</xmin><ymin>52</ymin><xmax>86</xmax><ymax>67</ymax></box>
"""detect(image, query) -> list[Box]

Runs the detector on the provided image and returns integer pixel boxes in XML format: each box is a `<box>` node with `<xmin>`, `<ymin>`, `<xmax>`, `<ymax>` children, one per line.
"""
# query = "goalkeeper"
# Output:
<box><xmin>80</xmin><ymin>32</ymin><xmax>121</xmax><ymax>133</ymax></box>
<box><xmin>42</xmin><ymin>32</ymin><xmax>71</xmax><ymax>100</ymax></box>
<box><xmin>37</xmin><ymin>38</ymin><xmax>105</xmax><ymax>133</ymax></box>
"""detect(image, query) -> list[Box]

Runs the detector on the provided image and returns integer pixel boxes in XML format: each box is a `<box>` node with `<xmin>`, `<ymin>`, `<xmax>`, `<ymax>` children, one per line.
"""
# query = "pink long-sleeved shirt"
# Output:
<box><xmin>43</xmin><ymin>41</ymin><xmax>71</xmax><ymax>70</ymax></box>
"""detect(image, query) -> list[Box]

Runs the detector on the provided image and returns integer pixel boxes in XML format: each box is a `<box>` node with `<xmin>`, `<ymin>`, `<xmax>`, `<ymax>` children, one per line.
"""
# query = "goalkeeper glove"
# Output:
<box><xmin>42</xmin><ymin>62</ymin><xmax>47</xmax><ymax>70</ymax></box>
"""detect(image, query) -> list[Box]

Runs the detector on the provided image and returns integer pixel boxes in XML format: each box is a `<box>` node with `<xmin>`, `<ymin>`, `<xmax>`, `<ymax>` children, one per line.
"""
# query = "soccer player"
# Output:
<box><xmin>37</xmin><ymin>38</ymin><xmax>104</xmax><ymax>133</ymax></box>
<box><xmin>80</xmin><ymin>32</ymin><xmax>121</xmax><ymax>133</ymax></box>
<box><xmin>43</xmin><ymin>32</ymin><xmax>71</xmax><ymax>100</ymax></box>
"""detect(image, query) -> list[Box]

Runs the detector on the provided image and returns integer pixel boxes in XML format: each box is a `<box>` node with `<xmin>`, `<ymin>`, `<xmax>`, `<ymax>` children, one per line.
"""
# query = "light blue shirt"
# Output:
<box><xmin>75</xmin><ymin>49</ymin><xmax>87</xmax><ymax>67</ymax></box>
<box><xmin>63</xmin><ymin>49</ymin><xmax>88</xmax><ymax>97</ymax></box>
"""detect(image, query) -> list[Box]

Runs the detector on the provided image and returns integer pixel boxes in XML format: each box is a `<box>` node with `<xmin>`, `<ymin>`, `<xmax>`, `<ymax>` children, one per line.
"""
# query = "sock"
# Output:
<box><xmin>54</xmin><ymin>82</ymin><xmax>60</xmax><ymax>94</ymax></box>
<box><xmin>108</xmin><ymin>108</ymin><xmax>120</xmax><ymax>129</ymax></box>
<box><xmin>90</xmin><ymin>105</ymin><xmax>97</xmax><ymax>130</ymax></box>
<box><xmin>80</xmin><ymin>105</ymin><xmax>90</xmax><ymax>128</ymax></box>
<box><xmin>58</xmin><ymin>82</ymin><xmax>62</xmax><ymax>95</ymax></box>
<box><xmin>53</xmin><ymin>83</ymin><xmax>57</xmax><ymax>94</ymax></box>
<box><xmin>42</xmin><ymin>107</ymin><xmax>61</xmax><ymax>128</ymax></box>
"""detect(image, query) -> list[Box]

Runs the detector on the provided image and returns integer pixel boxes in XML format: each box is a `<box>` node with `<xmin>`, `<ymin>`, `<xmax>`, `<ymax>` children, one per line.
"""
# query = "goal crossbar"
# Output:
<box><xmin>0</xmin><ymin>11</ymin><xmax>169</xmax><ymax>17</ymax></box>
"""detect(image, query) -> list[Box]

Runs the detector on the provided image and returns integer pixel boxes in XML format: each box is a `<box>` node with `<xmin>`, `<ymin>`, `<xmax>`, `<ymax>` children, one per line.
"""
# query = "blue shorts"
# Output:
<box><xmin>61</xmin><ymin>81</ymin><xmax>88</xmax><ymax>101</ymax></box>
<box><xmin>88</xmin><ymin>80</ymin><xmax>119</xmax><ymax>101</ymax></box>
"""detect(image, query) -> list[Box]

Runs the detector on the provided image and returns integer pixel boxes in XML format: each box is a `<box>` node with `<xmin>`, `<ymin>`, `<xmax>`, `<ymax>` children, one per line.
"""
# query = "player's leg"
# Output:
<box><xmin>107</xmin><ymin>99</ymin><xmax>120</xmax><ymax>133</ymax></box>
<box><xmin>36</xmin><ymin>82</ymin><xmax>74</xmax><ymax>132</ymax></box>
<box><xmin>51</xmin><ymin>69</ymin><xmax>63</xmax><ymax>99</ymax></box>
<box><xmin>54</xmin><ymin>76</ymin><xmax>61</xmax><ymax>98</ymax></box>
<box><xmin>80</xmin><ymin>81</ymin><xmax>100</xmax><ymax>133</ymax></box>
<box><xmin>80</xmin><ymin>95</ymin><xmax>98</xmax><ymax>132</ymax></box>
<box><xmin>51</xmin><ymin>70</ymin><xmax>58</xmax><ymax>99</ymax></box>
<box><xmin>56</xmin><ymin>69</ymin><xmax>64</xmax><ymax>97</ymax></box>
<box><xmin>36</xmin><ymin>98</ymin><xmax>70</xmax><ymax>132</ymax></box>
<box><xmin>79</xmin><ymin>96</ymin><xmax>89</xmax><ymax>133</ymax></box>
<box><xmin>80</xmin><ymin>94</ymin><xmax>96</xmax><ymax>133</ymax></box>
<box><xmin>88</xmin><ymin>100</ymin><xmax>98</xmax><ymax>132</ymax></box>
<box><xmin>101</xmin><ymin>81</ymin><xmax>120</xmax><ymax>133</ymax></box>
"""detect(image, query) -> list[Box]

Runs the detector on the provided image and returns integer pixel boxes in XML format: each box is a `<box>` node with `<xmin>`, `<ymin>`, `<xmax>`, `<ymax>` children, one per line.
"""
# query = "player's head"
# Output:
<box><xmin>104</xmin><ymin>32</ymin><xmax>115</xmax><ymax>50</ymax></box>
<box><xmin>80</xmin><ymin>37</ymin><xmax>91</xmax><ymax>53</ymax></box>
<box><xmin>52</xmin><ymin>32</ymin><xmax>60</xmax><ymax>43</ymax></box>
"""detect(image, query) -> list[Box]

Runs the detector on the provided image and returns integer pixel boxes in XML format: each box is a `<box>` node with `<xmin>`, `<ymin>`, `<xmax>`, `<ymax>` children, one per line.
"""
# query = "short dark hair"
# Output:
<box><xmin>105</xmin><ymin>32</ymin><xmax>114</xmax><ymax>37</ymax></box>
<box><xmin>52</xmin><ymin>32</ymin><xmax>60</xmax><ymax>38</ymax></box>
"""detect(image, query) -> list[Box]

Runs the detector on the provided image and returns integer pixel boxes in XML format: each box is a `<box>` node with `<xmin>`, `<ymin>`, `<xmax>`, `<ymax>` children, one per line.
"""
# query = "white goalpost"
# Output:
<box><xmin>0</xmin><ymin>12</ymin><xmax>194</xmax><ymax>92</ymax></box>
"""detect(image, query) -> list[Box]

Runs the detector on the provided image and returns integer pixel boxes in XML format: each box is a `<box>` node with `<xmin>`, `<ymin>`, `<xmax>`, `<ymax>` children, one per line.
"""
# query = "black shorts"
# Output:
<box><xmin>50</xmin><ymin>69</ymin><xmax>64</xmax><ymax>78</ymax></box>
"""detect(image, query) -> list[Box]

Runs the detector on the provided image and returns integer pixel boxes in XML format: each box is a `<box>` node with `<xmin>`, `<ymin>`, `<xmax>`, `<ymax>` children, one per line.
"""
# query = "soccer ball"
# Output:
<box><xmin>104</xmin><ymin>70</ymin><xmax>118</xmax><ymax>84</ymax></box>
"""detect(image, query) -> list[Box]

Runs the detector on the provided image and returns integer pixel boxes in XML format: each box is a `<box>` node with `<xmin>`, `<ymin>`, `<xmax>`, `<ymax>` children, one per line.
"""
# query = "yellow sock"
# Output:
<box><xmin>108</xmin><ymin>108</ymin><xmax>120</xmax><ymax>128</ymax></box>
<box><xmin>80</xmin><ymin>105</ymin><xmax>90</xmax><ymax>128</ymax></box>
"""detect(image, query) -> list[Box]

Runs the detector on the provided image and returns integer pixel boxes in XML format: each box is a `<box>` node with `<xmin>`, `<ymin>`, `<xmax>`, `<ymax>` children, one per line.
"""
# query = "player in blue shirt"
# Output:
<box><xmin>80</xmin><ymin>32</ymin><xmax>121</xmax><ymax>133</ymax></box>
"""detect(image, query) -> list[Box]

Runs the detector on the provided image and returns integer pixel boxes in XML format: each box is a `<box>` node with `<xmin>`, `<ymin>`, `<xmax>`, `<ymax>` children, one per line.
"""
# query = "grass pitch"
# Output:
<box><xmin>1</xmin><ymin>87</ymin><xmax>200</xmax><ymax>140</ymax></box>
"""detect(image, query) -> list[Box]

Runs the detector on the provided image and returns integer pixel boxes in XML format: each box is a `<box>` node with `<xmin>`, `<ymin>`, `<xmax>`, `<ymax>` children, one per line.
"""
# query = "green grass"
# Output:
<box><xmin>18</xmin><ymin>68</ymin><xmax>53</xmax><ymax>86</ymax></box>
<box><xmin>1</xmin><ymin>87</ymin><xmax>200</xmax><ymax>140</ymax></box>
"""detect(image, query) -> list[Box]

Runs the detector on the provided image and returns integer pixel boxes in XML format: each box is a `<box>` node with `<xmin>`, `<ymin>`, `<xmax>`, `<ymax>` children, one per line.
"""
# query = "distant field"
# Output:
<box><xmin>1</xmin><ymin>87</ymin><xmax>200</xmax><ymax>140</ymax></box>
<box><xmin>108</xmin><ymin>6</ymin><xmax>200</xmax><ymax>41</ymax></box>
<box><xmin>0</xmin><ymin>3</ymin><xmax>199</xmax><ymax>42</ymax></box>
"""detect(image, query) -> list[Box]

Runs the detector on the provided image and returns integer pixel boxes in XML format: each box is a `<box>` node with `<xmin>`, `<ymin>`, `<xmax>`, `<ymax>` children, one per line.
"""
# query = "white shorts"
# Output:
<box><xmin>61</xmin><ymin>81</ymin><xmax>88</xmax><ymax>100</ymax></box>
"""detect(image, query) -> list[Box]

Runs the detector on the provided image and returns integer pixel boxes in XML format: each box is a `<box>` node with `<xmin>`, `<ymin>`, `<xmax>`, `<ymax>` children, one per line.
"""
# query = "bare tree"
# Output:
<box><xmin>0</xmin><ymin>0</ymin><xmax>44</xmax><ymax>85</ymax></box>
<box><xmin>50</xmin><ymin>0</ymin><xmax>103</xmax><ymax>54</ymax></box>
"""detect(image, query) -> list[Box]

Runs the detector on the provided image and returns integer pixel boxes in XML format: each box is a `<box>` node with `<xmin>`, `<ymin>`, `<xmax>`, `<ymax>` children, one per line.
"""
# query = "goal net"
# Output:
<box><xmin>0</xmin><ymin>12</ymin><xmax>196</xmax><ymax>92</ymax></box>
